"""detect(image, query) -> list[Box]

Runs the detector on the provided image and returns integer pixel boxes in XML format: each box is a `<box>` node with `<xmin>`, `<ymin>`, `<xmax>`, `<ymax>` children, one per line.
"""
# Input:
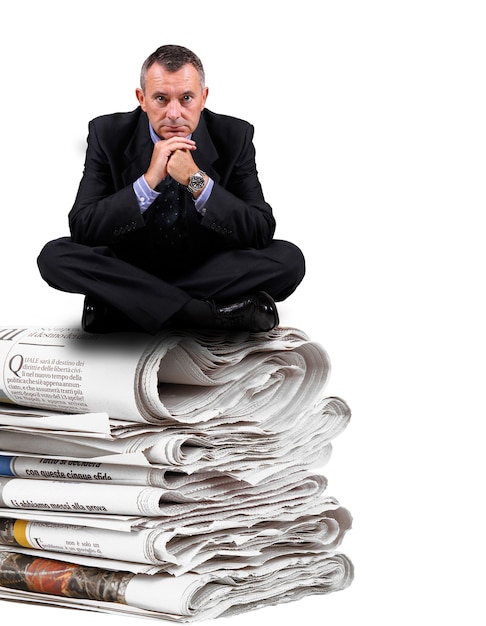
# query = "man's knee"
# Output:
<box><xmin>37</xmin><ymin>237</ymin><xmax>72</xmax><ymax>286</ymax></box>
<box><xmin>282</xmin><ymin>240</ymin><xmax>306</xmax><ymax>284</ymax></box>
<box><xmin>270</xmin><ymin>240</ymin><xmax>306</xmax><ymax>300</ymax></box>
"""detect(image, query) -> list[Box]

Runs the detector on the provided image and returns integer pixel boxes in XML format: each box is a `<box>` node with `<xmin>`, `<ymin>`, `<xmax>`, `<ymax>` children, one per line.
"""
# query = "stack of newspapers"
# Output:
<box><xmin>0</xmin><ymin>325</ymin><xmax>353</xmax><ymax>622</ymax></box>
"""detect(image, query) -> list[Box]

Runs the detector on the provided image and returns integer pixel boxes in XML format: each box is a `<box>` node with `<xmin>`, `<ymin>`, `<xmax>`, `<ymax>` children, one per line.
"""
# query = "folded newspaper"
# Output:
<box><xmin>0</xmin><ymin>549</ymin><xmax>354</xmax><ymax>622</ymax></box>
<box><xmin>0</xmin><ymin>326</ymin><xmax>331</xmax><ymax>421</ymax></box>
<box><xmin>0</xmin><ymin>325</ymin><xmax>354</xmax><ymax>620</ymax></box>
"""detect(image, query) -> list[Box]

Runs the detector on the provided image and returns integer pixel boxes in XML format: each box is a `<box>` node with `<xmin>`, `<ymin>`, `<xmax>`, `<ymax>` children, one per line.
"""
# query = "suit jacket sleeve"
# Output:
<box><xmin>196</xmin><ymin>115</ymin><xmax>276</xmax><ymax>249</ymax></box>
<box><xmin>68</xmin><ymin>112</ymin><xmax>149</xmax><ymax>246</ymax></box>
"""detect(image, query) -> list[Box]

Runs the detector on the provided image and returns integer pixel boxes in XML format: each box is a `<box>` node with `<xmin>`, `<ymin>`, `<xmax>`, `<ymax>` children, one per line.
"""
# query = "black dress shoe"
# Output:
<box><xmin>208</xmin><ymin>291</ymin><xmax>279</xmax><ymax>333</ymax></box>
<box><xmin>81</xmin><ymin>297</ymin><xmax>141</xmax><ymax>333</ymax></box>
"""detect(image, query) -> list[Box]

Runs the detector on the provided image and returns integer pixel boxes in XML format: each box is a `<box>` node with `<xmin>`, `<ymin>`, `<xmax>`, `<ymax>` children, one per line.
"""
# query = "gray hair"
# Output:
<box><xmin>140</xmin><ymin>44</ymin><xmax>205</xmax><ymax>92</ymax></box>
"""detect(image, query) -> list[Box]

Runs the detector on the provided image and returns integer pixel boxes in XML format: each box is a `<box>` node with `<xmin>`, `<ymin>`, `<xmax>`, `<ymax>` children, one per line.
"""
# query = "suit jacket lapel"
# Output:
<box><xmin>192</xmin><ymin>112</ymin><xmax>220</xmax><ymax>183</ymax></box>
<box><xmin>121</xmin><ymin>111</ymin><xmax>154</xmax><ymax>186</ymax></box>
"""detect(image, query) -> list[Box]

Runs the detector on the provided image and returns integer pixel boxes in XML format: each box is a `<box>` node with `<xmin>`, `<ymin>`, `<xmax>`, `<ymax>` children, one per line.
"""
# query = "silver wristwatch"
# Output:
<box><xmin>187</xmin><ymin>170</ymin><xmax>206</xmax><ymax>194</ymax></box>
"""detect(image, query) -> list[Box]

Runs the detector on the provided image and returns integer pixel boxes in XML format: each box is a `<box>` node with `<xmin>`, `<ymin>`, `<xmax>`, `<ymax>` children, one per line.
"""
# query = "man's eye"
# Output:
<box><xmin>156</xmin><ymin>96</ymin><xmax>166</xmax><ymax>103</ymax></box>
<box><xmin>182</xmin><ymin>95</ymin><xmax>192</xmax><ymax>103</ymax></box>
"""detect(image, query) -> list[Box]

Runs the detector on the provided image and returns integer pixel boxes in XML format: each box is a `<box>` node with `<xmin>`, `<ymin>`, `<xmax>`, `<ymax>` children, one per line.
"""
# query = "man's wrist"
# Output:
<box><xmin>134</xmin><ymin>175</ymin><xmax>159</xmax><ymax>212</ymax></box>
<box><xmin>187</xmin><ymin>170</ymin><xmax>207</xmax><ymax>196</ymax></box>
<box><xmin>194</xmin><ymin>177</ymin><xmax>213</xmax><ymax>215</ymax></box>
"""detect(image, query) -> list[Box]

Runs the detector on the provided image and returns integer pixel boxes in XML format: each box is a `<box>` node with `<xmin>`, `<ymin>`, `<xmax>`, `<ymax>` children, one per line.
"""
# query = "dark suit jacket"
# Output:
<box><xmin>68</xmin><ymin>107</ymin><xmax>276</xmax><ymax>270</ymax></box>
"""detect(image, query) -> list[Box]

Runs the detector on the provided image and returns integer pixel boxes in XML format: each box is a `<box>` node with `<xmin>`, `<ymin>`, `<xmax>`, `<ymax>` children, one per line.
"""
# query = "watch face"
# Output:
<box><xmin>190</xmin><ymin>172</ymin><xmax>205</xmax><ymax>190</ymax></box>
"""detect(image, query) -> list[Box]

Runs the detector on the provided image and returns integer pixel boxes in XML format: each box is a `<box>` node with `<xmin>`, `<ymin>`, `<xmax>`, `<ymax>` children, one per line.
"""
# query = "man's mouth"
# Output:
<box><xmin>164</xmin><ymin>126</ymin><xmax>185</xmax><ymax>135</ymax></box>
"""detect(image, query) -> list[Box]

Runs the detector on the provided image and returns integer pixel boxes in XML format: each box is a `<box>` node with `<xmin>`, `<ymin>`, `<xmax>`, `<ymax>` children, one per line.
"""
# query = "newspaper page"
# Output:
<box><xmin>0</xmin><ymin>327</ymin><xmax>157</xmax><ymax>421</ymax></box>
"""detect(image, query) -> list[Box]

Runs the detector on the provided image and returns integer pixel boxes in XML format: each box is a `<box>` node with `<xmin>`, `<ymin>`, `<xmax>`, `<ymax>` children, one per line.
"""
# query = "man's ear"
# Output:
<box><xmin>135</xmin><ymin>87</ymin><xmax>146</xmax><ymax>110</ymax></box>
<box><xmin>201</xmin><ymin>86</ymin><xmax>209</xmax><ymax>110</ymax></box>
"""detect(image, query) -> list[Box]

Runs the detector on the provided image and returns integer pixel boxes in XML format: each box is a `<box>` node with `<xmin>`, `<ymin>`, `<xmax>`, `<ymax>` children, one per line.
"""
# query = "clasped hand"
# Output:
<box><xmin>144</xmin><ymin>137</ymin><xmax>197</xmax><ymax>189</ymax></box>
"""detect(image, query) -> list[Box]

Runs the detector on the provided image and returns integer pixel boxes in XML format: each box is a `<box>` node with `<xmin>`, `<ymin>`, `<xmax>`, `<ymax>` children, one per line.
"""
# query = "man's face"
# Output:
<box><xmin>136</xmin><ymin>62</ymin><xmax>208</xmax><ymax>139</ymax></box>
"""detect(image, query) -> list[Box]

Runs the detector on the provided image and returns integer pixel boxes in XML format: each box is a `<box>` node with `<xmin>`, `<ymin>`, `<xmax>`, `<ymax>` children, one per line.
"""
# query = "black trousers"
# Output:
<box><xmin>37</xmin><ymin>237</ymin><xmax>306</xmax><ymax>333</ymax></box>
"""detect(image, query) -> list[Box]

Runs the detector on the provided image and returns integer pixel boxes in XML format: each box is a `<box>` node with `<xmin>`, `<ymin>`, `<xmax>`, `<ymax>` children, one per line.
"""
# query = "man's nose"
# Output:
<box><xmin>167</xmin><ymin>99</ymin><xmax>181</xmax><ymax>119</ymax></box>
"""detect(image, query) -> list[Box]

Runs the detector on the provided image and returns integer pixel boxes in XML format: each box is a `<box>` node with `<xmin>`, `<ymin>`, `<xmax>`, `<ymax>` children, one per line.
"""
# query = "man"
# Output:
<box><xmin>37</xmin><ymin>45</ymin><xmax>305</xmax><ymax>334</ymax></box>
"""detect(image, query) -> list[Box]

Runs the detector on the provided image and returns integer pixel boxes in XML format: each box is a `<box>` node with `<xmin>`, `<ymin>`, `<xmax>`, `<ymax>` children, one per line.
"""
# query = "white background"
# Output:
<box><xmin>1</xmin><ymin>1</ymin><xmax>485</xmax><ymax>624</ymax></box>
